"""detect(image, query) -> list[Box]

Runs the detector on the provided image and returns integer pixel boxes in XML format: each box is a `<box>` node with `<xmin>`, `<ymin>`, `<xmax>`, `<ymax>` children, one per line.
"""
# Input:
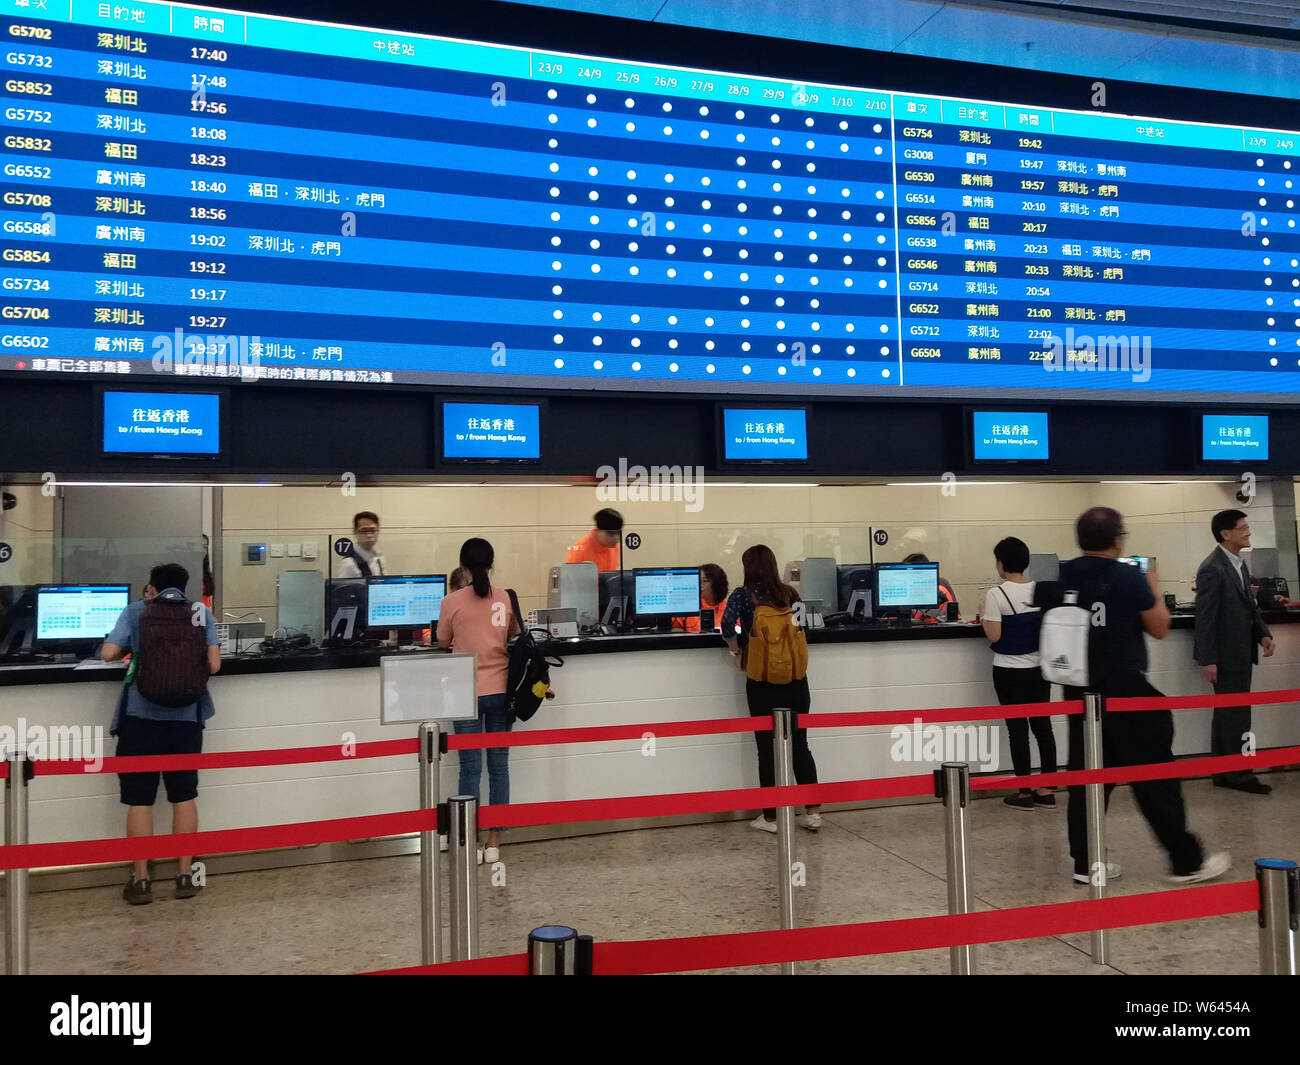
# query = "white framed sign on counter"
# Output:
<box><xmin>379</xmin><ymin>652</ymin><xmax>478</xmax><ymax>725</ymax></box>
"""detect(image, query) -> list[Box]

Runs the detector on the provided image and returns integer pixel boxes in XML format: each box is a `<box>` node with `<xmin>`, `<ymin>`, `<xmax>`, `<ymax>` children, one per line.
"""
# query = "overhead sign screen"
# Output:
<box><xmin>102</xmin><ymin>390</ymin><xmax>220</xmax><ymax>453</ymax></box>
<box><xmin>1</xmin><ymin>0</ymin><xmax>1297</xmax><ymax>402</ymax></box>
<box><xmin>722</xmin><ymin>407</ymin><xmax>808</xmax><ymax>460</ymax></box>
<box><xmin>442</xmin><ymin>401</ymin><xmax>540</xmax><ymax>460</ymax></box>
<box><xmin>972</xmin><ymin>410</ymin><xmax>1049</xmax><ymax>460</ymax></box>
<box><xmin>1202</xmin><ymin>413</ymin><xmax>1268</xmax><ymax>459</ymax></box>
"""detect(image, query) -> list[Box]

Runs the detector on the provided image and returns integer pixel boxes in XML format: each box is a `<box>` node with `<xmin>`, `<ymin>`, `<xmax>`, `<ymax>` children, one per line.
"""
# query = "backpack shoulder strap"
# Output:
<box><xmin>506</xmin><ymin>588</ymin><xmax>525</xmax><ymax>633</ymax></box>
<box><xmin>996</xmin><ymin>585</ymin><xmax>1017</xmax><ymax>615</ymax></box>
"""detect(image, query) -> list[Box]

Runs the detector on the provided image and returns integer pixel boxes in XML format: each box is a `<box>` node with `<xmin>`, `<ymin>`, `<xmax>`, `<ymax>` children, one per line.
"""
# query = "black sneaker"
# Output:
<box><xmin>175</xmin><ymin>872</ymin><xmax>202</xmax><ymax>899</ymax></box>
<box><xmin>1002</xmin><ymin>793</ymin><xmax>1035</xmax><ymax>811</ymax></box>
<box><xmin>1033</xmin><ymin>792</ymin><xmax>1057</xmax><ymax>808</ymax></box>
<box><xmin>122</xmin><ymin>876</ymin><xmax>152</xmax><ymax>905</ymax></box>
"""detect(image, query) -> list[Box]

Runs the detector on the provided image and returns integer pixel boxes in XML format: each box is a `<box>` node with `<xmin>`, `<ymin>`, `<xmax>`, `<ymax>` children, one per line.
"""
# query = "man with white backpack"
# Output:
<box><xmin>1039</xmin><ymin>508</ymin><xmax>1230</xmax><ymax>886</ymax></box>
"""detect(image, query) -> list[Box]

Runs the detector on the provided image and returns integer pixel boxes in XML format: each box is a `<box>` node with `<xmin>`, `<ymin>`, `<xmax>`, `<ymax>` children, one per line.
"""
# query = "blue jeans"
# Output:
<box><xmin>453</xmin><ymin>693</ymin><xmax>512</xmax><ymax>810</ymax></box>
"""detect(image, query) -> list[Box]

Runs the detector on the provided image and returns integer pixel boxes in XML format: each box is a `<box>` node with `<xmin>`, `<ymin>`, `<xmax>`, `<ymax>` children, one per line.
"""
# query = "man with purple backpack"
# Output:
<box><xmin>102</xmin><ymin>563</ymin><xmax>221</xmax><ymax>905</ymax></box>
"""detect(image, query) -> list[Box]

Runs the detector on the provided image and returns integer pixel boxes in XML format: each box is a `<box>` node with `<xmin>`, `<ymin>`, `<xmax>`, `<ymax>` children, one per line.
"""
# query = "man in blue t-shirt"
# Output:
<box><xmin>1058</xmin><ymin>508</ymin><xmax>1229</xmax><ymax>886</ymax></box>
<box><xmin>102</xmin><ymin>562</ymin><xmax>221</xmax><ymax>906</ymax></box>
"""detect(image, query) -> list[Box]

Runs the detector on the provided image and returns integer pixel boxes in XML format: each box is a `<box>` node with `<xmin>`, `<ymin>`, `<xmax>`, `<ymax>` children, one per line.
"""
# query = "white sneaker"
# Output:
<box><xmin>483</xmin><ymin>846</ymin><xmax>500</xmax><ymax>863</ymax></box>
<box><xmin>749</xmin><ymin>815</ymin><xmax>778</xmax><ymax>834</ymax></box>
<box><xmin>1167</xmin><ymin>851</ymin><xmax>1231</xmax><ymax>885</ymax></box>
<box><xmin>476</xmin><ymin>845</ymin><xmax>483</xmax><ymax>866</ymax></box>
<box><xmin>1073</xmin><ymin>861</ymin><xmax>1123</xmax><ymax>885</ymax></box>
<box><xmin>799</xmin><ymin>811</ymin><xmax>823</xmax><ymax>831</ymax></box>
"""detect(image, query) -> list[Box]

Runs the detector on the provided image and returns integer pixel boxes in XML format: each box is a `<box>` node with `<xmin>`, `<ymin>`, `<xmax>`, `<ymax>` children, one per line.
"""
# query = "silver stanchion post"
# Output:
<box><xmin>938</xmin><ymin>762</ymin><xmax>974</xmax><ymax>975</ymax></box>
<box><xmin>446</xmin><ymin>795</ymin><xmax>479</xmax><ymax>961</ymax></box>
<box><xmin>1256</xmin><ymin>859</ymin><xmax>1298</xmax><ymax>975</ymax></box>
<box><xmin>417</xmin><ymin>722</ymin><xmax>442</xmax><ymax>966</ymax></box>
<box><xmin>1082</xmin><ymin>691</ymin><xmax>1108</xmax><ymax>965</ymax></box>
<box><xmin>529</xmin><ymin>925</ymin><xmax>578</xmax><ymax>974</ymax></box>
<box><xmin>772</xmin><ymin>708</ymin><xmax>796</xmax><ymax>976</ymax></box>
<box><xmin>4</xmin><ymin>754</ymin><xmax>31</xmax><ymax>976</ymax></box>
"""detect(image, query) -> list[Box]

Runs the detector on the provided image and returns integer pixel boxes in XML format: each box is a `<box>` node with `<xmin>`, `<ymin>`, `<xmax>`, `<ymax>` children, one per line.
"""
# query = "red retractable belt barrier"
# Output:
<box><xmin>445</xmin><ymin>715</ymin><xmax>769</xmax><ymax>751</ymax></box>
<box><xmin>364</xmin><ymin>880</ymin><xmax>1258</xmax><ymax>975</ymax></box>
<box><xmin>798</xmin><ymin>699</ymin><xmax>1078</xmax><ymax>730</ymax></box>
<box><xmin>0</xmin><ymin>809</ymin><xmax>439</xmax><ymax>871</ymax></box>
<box><xmin>1108</xmin><ymin>687</ymin><xmax>1300</xmax><ymax>712</ymax></box>
<box><xmin>476</xmin><ymin>774</ymin><xmax>935</xmax><ymax>830</ymax></box>
<box><xmin>33</xmin><ymin>737</ymin><xmax>419</xmax><ymax>776</ymax></box>
<box><xmin>973</xmin><ymin>745</ymin><xmax>1300</xmax><ymax>792</ymax></box>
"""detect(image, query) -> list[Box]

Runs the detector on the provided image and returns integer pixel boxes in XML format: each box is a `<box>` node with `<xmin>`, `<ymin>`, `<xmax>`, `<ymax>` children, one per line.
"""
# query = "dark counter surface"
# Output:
<box><xmin>3</xmin><ymin>609</ymin><xmax>1296</xmax><ymax>688</ymax></box>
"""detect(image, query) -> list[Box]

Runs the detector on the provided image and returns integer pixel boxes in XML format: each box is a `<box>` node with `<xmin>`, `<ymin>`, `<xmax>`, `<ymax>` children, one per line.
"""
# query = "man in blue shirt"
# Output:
<box><xmin>102</xmin><ymin>562</ymin><xmax>221</xmax><ymax>905</ymax></box>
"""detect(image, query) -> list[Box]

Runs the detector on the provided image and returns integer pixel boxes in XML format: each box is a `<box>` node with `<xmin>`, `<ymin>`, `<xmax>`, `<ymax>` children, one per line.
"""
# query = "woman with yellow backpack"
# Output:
<box><xmin>720</xmin><ymin>545</ymin><xmax>822</xmax><ymax>834</ymax></box>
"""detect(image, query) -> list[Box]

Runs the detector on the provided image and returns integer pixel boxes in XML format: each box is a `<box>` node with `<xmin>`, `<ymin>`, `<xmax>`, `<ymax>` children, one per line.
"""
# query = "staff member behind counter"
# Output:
<box><xmin>672</xmin><ymin>564</ymin><xmax>730</xmax><ymax>632</ymax></box>
<box><xmin>566</xmin><ymin>508</ymin><xmax>624</xmax><ymax>571</ymax></box>
<box><xmin>337</xmin><ymin>511</ymin><xmax>385</xmax><ymax>578</ymax></box>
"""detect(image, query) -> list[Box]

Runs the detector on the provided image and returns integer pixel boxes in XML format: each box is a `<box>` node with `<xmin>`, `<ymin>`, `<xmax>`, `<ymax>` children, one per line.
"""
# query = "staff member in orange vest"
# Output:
<box><xmin>673</xmin><ymin>563</ymin><xmax>730</xmax><ymax>632</ymax></box>
<box><xmin>566</xmin><ymin>508</ymin><xmax>623</xmax><ymax>571</ymax></box>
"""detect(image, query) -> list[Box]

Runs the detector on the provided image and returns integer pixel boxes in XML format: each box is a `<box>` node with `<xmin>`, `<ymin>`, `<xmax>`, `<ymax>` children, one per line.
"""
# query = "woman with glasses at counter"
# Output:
<box><xmin>672</xmin><ymin>563</ymin><xmax>731</xmax><ymax>632</ymax></box>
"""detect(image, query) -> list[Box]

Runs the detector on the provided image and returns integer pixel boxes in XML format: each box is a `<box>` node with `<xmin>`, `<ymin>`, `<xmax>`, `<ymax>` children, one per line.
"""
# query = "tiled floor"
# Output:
<box><xmin>7</xmin><ymin>773</ymin><xmax>1296</xmax><ymax>975</ymax></box>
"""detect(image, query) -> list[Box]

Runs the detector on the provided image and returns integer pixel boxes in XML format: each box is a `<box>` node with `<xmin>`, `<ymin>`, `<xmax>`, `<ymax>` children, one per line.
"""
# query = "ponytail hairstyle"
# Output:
<box><xmin>741</xmin><ymin>545</ymin><xmax>796</xmax><ymax>609</ymax></box>
<box><xmin>458</xmin><ymin>537</ymin><xmax>494</xmax><ymax>599</ymax></box>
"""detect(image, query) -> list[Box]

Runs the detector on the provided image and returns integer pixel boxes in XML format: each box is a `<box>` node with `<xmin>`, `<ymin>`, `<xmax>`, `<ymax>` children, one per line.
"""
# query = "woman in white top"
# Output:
<box><xmin>981</xmin><ymin>537</ymin><xmax>1057</xmax><ymax>811</ymax></box>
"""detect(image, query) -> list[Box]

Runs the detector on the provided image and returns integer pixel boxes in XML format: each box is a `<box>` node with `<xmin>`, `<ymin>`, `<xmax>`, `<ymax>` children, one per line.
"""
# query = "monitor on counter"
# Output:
<box><xmin>1201</xmin><ymin>413</ymin><xmax>1268</xmax><ymax>461</ymax></box>
<box><xmin>720</xmin><ymin>407</ymin><xmax>809</xmax><ymax>463</ymax></box>
<box><xmin>598</xmin><ymin>570</ymin><xmax>630</xmax><ymax>629</ymax></box>
<box><xmin>441</xmin><ymin>401</ymin><xmax>541</xmax><ymax>462</ymax></box>
<box><xmin>874</xmin><ymin>563</ymin><xmax>940</xmax><ymax>612</ymax></box>
<box><xmin>836</xmin><ymin>564</ymin><xmax>875</xmax><ymax>615</ymax></box>
<box><xmin>326</xmin><ymin>578</ymin><xmax>368</xmax><ymax>643</ymax></box>
<box><xmin>35</xmin><ymin>584</ymin><xmax>130</xmax><ymax>647</ymax></box>
<box><xmin>365</xmin><ymin>575</ymin><xmax>447</xmax><ymax>629</ymax></box>
<box><xmin>632</xmin><ymin>567</ymin><xmax>701</xmax><ymax>626</ymax></box>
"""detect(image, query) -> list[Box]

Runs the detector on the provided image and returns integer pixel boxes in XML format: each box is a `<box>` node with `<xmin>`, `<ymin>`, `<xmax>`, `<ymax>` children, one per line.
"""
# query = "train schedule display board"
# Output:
<box><xmin>0</xmin><ymin>0</ymin><xmax>1297</xmax><ymax>402</ymax></box>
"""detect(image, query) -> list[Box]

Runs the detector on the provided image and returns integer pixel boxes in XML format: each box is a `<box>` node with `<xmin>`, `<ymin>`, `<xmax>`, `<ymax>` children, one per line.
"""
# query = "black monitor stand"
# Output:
<box><xmin>0</xmin><ymin>617</ymin><xmax>35</xmax><ymax>656</ymax></box>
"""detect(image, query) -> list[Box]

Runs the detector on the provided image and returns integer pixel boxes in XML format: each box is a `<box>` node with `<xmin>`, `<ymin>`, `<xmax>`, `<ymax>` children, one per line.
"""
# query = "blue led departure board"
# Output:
<box><xmin>1</xmin><ymin>0</ymin><xmax>1297</xmax><ymax>402</ymax></box>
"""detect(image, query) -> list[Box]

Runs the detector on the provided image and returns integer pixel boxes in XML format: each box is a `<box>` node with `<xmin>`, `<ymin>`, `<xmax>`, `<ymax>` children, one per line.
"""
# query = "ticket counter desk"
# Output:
<box><xmin>3</xmin><ymin>617</ymin><xmax>1299</xmax><ymax>888</ymax></box>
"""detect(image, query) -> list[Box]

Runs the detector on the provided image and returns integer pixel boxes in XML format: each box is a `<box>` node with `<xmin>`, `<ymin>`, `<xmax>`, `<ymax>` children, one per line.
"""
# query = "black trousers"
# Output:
<box><xmin>746</xmin><ymin>676</ymin><xmax>818</xmax><ymax>819</ymax></box>
<box><xmin>992</xmin><ymin>666</ymin><xmax>1056</xmax><ymax>783</ymax></box>
<box><xmin>1211</xmin><ymin>665</ymin><xmax>1257</xmax><ymax>784</ymax></box>
<box><xmin>1065</xmin><ymin>676</ymin><xmax>1203</xmax><ymax>878</ymax></box>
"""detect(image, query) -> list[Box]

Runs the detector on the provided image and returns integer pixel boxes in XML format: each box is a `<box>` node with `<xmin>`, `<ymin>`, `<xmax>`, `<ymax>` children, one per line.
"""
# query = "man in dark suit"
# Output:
<box><xmin>1193</xmin><ymin>509</ymin><xmax>1275</xmax><ymax>795</ymax></box>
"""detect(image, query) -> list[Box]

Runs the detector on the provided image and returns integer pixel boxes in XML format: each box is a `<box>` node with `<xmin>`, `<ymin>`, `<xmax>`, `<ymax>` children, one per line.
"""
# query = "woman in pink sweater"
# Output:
<box><xmin>436</xmin><ymin>538</ymin><xmax>519</xmax><ymax>863</ymax></box>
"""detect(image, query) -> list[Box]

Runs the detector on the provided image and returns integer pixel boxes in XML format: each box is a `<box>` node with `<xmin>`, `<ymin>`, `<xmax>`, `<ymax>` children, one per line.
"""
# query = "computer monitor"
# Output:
<box><xmin>34</xmin><ymin>584</ymin><xmax>130</xmax><ymax>650</ymax></box>
<box><xmin>365</xmin><ymin>575</ymin><xmax>447</xmax><ymax>631</ymax></box>
<box><xmin>598</xmin><ymin>570</ymin><xmax>630</xmax><ymax>630</ymax></box>
<box><xmin>325</xmin><ymin>578</ymin><xmax>368</xmax><ymax>643</ymax></box>
<box><xmin>0</xmin><ymin>586</ymin><xmax>37</xmax><ymax>655</ymax></box>
<box><xmin>632</xmin><ymin>567</ymin><xmax>701</xmax><ymax>631</ymax></box>
<box><xmin>836</xmin><ymin>564</ymin><xmax>875</xmax><ymax>615</ymax></box>
<box><xmin>874</xmin><ymin>564</ymin><xmax>940</xmax><ymax>615</ymax></box>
